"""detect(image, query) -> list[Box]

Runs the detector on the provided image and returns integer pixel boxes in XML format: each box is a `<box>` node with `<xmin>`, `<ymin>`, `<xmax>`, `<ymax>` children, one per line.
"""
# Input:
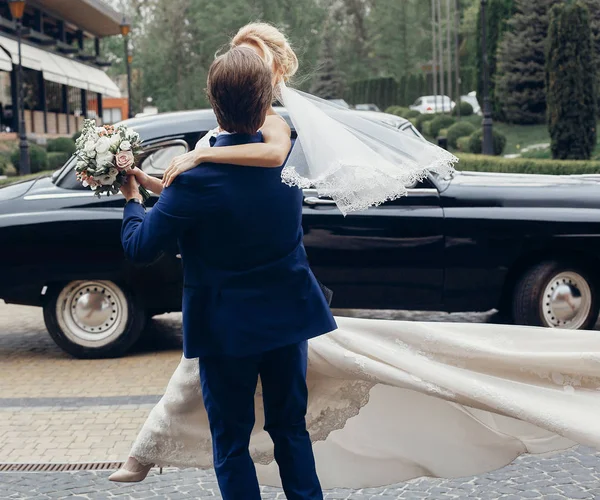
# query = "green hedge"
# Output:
<box><xmin>430</xmin><ymin>115</ymin><xmax>456</xmax><ymax>138</ymax></box>
<box><xmin>47</xmin><ymin>151</ymin><xmax>71</xmax><ymax>170</ymax></box>
<box><xmin>452</xmin><ymin>101</ymin><xmax>474</xmax><ymax>117</ymax></box>
<box><xmin>456</xmin><ymin>136</ymin><xmax>471</xmax><ymax>152</ymax></box>
<box><xmin>11</xmin><ymin>144</ymin><xmax>48</xmax><ymax>174</ymax></box>
<box><xmin>447</xmin><ymin>122</ymin><xmax>477</xmax><ymax>149</ymax></box>
<box><xmin>456</xmin><ymin>154</ymin><xmax>600</xmax><ymax>174</ymax></box>
<box><xmin>415</xmin><ymin>113</ymin><xmax>436</xmax><ymax>133</ymax></box>
<box><xmin>468</xmin><ymin>128</ymin><xmax>507</xmax><ymax>156</ymax></box>
<box><xmin>47</xmin><ymin>137</ymin><xmax>76</xmax><ymax>155</ymax></box>
<box><xmin>0</xmin><ymin>152</ymin><xmax>11</xmax><ymax>175</ymax></box>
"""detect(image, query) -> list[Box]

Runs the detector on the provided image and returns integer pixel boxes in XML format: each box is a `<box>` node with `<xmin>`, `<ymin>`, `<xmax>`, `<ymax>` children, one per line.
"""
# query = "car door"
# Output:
<box><xmin>301</xmin><ymin>179</ymin><xmax>445</xmax><ymax>310</ymax></box>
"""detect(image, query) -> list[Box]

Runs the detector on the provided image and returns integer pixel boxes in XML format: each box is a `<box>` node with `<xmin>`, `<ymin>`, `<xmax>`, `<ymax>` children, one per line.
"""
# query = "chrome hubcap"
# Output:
<box><xmin>542</xmin><ymin>272</ymin><xmax>591</xmax><ymax>329</ymax></box>
<box><xmin>56</xmin><ymin>281</ymin><xmax>129</xmax><ymax>347</ymax></box>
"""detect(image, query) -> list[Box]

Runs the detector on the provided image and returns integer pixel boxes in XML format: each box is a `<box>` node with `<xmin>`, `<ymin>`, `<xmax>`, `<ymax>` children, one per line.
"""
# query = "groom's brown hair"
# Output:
<box><xmin>207</xmin><ymin>47</ymin><xmax>273</xmax><ymax>135</ymax></box>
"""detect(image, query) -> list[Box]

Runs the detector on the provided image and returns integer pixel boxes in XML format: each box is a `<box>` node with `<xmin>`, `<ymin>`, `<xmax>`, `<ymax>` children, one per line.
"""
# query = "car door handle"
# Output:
<box><xmin>304</xmin><ymin>197</ymin><xmax>336</xmax><ymax>206</ymax></box>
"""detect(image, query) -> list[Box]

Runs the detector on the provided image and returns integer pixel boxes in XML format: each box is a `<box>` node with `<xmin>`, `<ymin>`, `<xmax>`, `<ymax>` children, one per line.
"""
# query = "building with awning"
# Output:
<box><xmin>0</xmin><ymin>0</ymin><xmax>124</xmax><ymax>136</ymax></box>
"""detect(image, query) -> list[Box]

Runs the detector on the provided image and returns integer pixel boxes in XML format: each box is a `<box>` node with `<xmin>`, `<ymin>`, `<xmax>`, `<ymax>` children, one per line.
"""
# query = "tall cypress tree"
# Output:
<box><xmin>580</xmin><ymin>0</ymin><xmax>600</xmax><ymax>116</ymax></box>
<box><xmin>546</xmin><ymin>1</ymin><xmax>597</xmax><ymax>160</ymax></box>
<box><xmin>495</xmin><ymin>0</ymin><xmax>560</xmax><ymax>124</ymax></box>
<box><xmin>310</xmin><ymin>23</ymin><xmax>346</xmax><ymax>100</ymax></box>
<box><xmin>476</xmin><ymin>0</ymin><xmax>515</xmax><ymax>120</ymax></box>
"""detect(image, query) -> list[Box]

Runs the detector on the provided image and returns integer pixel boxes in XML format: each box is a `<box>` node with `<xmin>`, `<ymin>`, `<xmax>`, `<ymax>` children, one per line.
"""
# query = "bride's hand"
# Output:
<box><xmin>162</xmin><ymin>150</ymin><xmax>204</xmax><ymax>188</ymax></box>
<box><xmin>127</xmin><ymin>167</ymin><xmax>149</xmax><ymax>187</ymax></box>
<box><xmin>126</xmin><ymin>166</ymin><xmax>164</xmax><ymax>195</ymax></box>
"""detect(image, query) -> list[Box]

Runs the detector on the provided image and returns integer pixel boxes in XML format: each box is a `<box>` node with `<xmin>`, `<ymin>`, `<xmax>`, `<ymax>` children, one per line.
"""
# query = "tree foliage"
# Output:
<box><xmin>495</xmin><ymin>0</ymin><xmax>562</xmax><ymax>124</ymax></box>
<box><xmin>475</xmin><ymin>0</ymin><xmax>515</xmax><ymax>120</ymax></box>
<box><xmin>546</xmin><ymin>1</ymin><xmax>597</xmax><ymax>160</ymax></box>
<box><xmin>310</xmin><ymin>20</ymin><xmax>346</xmax><ymax>99</ymax></box>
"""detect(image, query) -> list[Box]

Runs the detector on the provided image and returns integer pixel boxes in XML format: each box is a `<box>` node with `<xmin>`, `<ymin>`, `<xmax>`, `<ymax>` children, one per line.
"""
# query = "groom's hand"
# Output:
<box><xmin>120</xmin><ymin>175</ymin><xmax>143</xmax><ymax>202</ymax></box>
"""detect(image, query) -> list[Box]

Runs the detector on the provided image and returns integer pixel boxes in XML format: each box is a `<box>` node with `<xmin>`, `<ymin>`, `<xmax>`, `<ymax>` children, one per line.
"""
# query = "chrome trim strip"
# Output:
<box><xmin>23</xmin><ymin>192</ymin><xmax>115</xmax><ymax>201</ymax></box>
<box><xmin>302</xmin><ymin>188</ymin><xmax>438</xmax><ymax>198</ymax></box>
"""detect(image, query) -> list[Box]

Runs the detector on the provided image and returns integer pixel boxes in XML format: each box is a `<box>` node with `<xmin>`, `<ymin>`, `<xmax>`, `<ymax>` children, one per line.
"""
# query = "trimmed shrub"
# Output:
<box><xmin>404</xmin><ymin>109</ymin><xmax>421</xmax><ymax>119</ymax></box>
<box><xmin>47</xmin><ymin>137</ymin><xmax>76</xmax><ymax>156</ymax></box>
<box><xmin>496</xmin><ymin>0</ymin><xmax>556</xmax><ymax>124</ymax></box>
<box><xmin>546</xmin><ymin>2</ymin><xmax>597</xmax><ymax>160</ymax></box>
<box><xmin>47</xmin><ymin>151</ymin><xmax>71</xmax><ymax>171</ymax></box>
<box><xmin>385</xmin><ymin>105</ymin><xmax>405</xmax><ymax>115</ymax></box>
<box><xmin>11</xmin><ymin>144</ymin><xmax>48</xmax><ymax>174</ymax></box>
<box><xmin>447</xmin><ymin>122</ymin><xmax>477</xmax><ymax>149</ymax></box>
<box><xmin>456</xmin><ymin>153</ymin><xmax>600</xmax><ymax>174</ymax></box>
<box><xmin>386</xmin><ymin>106</ymin><xmax>410</xmax><ymax>117</ymax></box>
<box><xmin>439</xmin><ymin>128</ymin><xmax>450</xmax><ymax>138</ymax></box>
<box><xmin>415</xmin><ymin>113</ymin><xmax>436</xmax><ymax>132</ymax></box>
<box><xmin>452</xmin><ymin>101</ymin><xmax>474</xmax><ymax>117</ymax></box>
<box><xmin>456</xmin><ymin>136</ymin><xmax>471</xmax><ymax>152</ymax></box>
<box><xmin>468</xmin><ymin>129</ymin><xmax>507</xmax><ymax>156</ymax></box>
<box><xmin>0</xmin><ymin>153</ymin><xmax>11</xmax><ymax>175</ymax></box>
<box><xmin>430</xmin><ymin>115</ymin><xmax>456</xmax><ymax>138</ymax></box>
<box><xmin>422</xmin><ymin>121</ymin><xmax>433</xmax><ymax>137</ymax></box>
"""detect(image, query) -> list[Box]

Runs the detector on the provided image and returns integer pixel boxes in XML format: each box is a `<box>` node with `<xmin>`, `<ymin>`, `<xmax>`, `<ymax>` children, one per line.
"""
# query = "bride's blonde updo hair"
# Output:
<box><xmin>231</xmin><ymin>23</ymin><xmax>299</xmax><ymax>83</ymax></box>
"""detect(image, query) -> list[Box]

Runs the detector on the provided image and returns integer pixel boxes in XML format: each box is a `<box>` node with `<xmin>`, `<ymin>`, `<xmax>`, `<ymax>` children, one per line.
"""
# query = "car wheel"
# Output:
<box><xmin>513</xmin><ymin>261</ymin><xmax>599</xmax><ymax>330</ymax></box>
<box><xmin>43</xmin><ymin>280</ymin><xmax>145</xmax><ymax>358</ymax></box>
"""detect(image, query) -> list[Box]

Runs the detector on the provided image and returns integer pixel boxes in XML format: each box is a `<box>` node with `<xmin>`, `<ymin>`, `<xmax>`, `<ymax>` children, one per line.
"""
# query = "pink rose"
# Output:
<box><xmin>115</xmin><ymin>150</ymin><xmax>135</xmax><ymax>171</ymax></box>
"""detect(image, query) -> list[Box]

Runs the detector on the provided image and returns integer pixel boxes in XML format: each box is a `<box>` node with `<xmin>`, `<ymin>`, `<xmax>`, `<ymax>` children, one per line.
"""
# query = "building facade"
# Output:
<box><xmin>0</xmin><ymin>0</ymin><xmax>123</xmax><ymax>136</ymax></box>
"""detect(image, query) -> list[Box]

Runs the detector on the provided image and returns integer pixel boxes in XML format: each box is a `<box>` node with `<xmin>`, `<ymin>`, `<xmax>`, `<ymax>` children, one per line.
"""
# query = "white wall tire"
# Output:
<box><xmin>513</xmin><ymin>261</ymin><xmax>599</xmax><ymax>330</ymax></box>
<box><xmin>43</xmin><ymin>280</ymin><xmax>145</xmax><ymax>358</ymax></box>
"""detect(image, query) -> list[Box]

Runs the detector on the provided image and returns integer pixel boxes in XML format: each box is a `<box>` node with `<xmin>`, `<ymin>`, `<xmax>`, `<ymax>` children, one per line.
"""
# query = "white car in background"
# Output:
<box><xmin>409</xmin><ymin>95</ymin><xmax>455</xmax><ymax>114</ymax></box>
<box><xmin>460</xmin><ymin>91</ymin><xmax>482</xmax><ymax>115</ymax></box>
<box><xmin>354</xmin><ymin>103</ymin><xmax>381</xmax><ymax>112</ymax></box>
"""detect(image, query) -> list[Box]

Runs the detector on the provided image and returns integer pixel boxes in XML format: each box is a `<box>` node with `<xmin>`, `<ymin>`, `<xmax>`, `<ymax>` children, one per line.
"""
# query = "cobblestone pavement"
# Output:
<box><xmin>1</xmin><ymin>302</ymin><xmax>599</xmax><ymax>499</ymax></box>
<box><xmin>1</xmin><ymin>447</ymin><xmax>600</xmax><ymax>499</ymax></box>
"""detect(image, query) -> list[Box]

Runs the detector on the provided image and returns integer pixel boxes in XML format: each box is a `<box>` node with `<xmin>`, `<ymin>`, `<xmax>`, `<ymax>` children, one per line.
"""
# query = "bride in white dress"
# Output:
<box><xmin>110</xmin><ymin>23</ymin><xmax>600</xmax><ymax>488</ymax></box>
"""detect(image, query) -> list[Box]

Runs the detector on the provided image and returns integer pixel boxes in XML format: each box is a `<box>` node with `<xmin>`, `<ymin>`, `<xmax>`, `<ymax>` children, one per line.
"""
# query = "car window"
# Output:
<box><xmin>414</xmin><ymin>98</ymin><xmax>422</xmax><ymax>106</ymax></box>
<box><xmin>141</xmin><ymin>143</ymin><xmax>188</xmax><ymax>176</ymax></box>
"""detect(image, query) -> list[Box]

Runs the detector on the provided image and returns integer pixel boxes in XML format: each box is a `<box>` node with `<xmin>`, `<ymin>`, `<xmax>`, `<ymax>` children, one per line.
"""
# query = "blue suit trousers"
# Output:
<box><xmin>199</xmin><ymin>341</ymin><xmax>323</xmax><ymax>500</ymax></box>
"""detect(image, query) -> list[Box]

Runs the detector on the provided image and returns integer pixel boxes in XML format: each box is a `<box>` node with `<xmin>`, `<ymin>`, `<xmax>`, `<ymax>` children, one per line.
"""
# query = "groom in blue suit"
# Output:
<box><xmin>120</xmin><ymin>47</ymin><xmax>336</xmax><ymax>499</ymax></box>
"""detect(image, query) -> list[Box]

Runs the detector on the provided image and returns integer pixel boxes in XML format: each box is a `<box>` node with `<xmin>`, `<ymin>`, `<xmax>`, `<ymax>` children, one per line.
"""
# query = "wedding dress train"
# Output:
<box><xmin>129</xmin><ymin>316</ymin><xmax>600</xmax><ymax>489</ymax></box>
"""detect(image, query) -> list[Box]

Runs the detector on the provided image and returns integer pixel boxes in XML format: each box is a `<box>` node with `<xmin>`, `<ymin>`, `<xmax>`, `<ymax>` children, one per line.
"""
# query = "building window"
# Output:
<box><xmin>23</xmin><ymin>68</ymin><xmax>41</xmax><ymax>111</ymax></box>
<box><xmin>0</xmin><ymin>71</ymin><xmax>12</xmax><ymax>131</ymax></box>
<box><xmin>68</xmin><ymin>87</ymin><xmax>82</xmax><ymax>116</ymax></box>
<box><xmin>103</xmin><ymin>108</ymin><xmax>122</xmax><ymax>124</ymax></box>
<box><xmin>47</xmin><ymin>81</ymin><xmax>63</xmax><ymax>113</ymax></box>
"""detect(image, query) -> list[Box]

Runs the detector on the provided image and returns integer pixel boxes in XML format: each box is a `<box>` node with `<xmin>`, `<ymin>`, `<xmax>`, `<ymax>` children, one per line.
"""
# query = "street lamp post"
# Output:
<box><xmin>480</xmin><ymin>0</ymin><xmax>494</xmax><ymax>155</ymax></box>
<box><xmin>9</xmin><ymin>0</ymin><xmax>30</xmax><ymax>175</ymax></box>
<box><xmin>120</xmin><ymin>17</ymin><xmax>133</xmax><ymax>119</ymax></box>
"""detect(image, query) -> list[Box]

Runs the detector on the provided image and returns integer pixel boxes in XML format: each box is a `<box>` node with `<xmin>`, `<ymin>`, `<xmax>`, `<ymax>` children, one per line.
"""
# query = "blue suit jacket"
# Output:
<box><xmin>121</xmin><ymin>132</ymin><xmax>336</xmax><ymax>358</ymax></box>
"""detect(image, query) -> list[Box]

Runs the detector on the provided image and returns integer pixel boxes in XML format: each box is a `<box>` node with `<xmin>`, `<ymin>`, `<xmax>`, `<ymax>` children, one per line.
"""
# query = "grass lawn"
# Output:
<box><xmin>493</xmin><ymin>123</ymin><xmax>550</xmax><ymax>155</ymax></box>
<box><xmin>449</xmin><ymin>117</ymin><xmax>600</xmax><ymax>158</ymax></box>
<box><xmin>0</xmin><ymin>170</ymin><xmax>55</xmax><ymax>187</ymax></box>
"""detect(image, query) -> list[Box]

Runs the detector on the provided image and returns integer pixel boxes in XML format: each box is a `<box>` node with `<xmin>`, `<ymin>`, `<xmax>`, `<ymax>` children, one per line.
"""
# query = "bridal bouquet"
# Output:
<box><xmin>74</xmin><ymin>119</ymin><xmax>149</xmax><ymax>200</ymax></box>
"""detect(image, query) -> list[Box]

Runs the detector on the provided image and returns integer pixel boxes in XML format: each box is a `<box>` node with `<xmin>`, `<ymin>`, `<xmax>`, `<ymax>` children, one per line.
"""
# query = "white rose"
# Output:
<box><xmin>84</xmin><ymin>140</ymin><xmax>96</xmax><ymax>154</ymax></box>
<box><xmin>95</xmin><ymin>137</ymin><xmax>111</xmax><ymax>155</ymax></box>
<box><xmin>110</xmin><ymin>134</ymin><xmax>121</xmax><ymax>148</ymax></box>
<box><xmin>76</xmin><ymin>160</ymin><xmax>87</xmax><ymax>169</ymax></box>
<box><xmin>120</xmin><ymin>140</ymin><xmax>132</xmax><ymax>151</ymax></box>
<box><xmin>98</xmin><ymin>171</ymin><xmax>118</xmax><ymax>186</ymax></box>
<box><xmin>96</xmin><ymin>152</ymin><xmax>114</xmax><ymax>168</ymax></box>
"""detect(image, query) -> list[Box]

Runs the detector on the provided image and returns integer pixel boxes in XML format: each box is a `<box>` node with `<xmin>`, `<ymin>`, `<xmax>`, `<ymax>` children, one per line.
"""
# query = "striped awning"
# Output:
<box><xmin>0</xmin><ymin>35</ymin><xmax>121</xmax><ymax>97</ymax></box>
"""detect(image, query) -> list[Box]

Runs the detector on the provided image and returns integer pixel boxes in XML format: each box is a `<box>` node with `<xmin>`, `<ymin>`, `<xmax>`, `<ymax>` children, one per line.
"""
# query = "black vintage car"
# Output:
<box><xmin>1</xmin><ymin>109</ymin><xmax>600</xmax><ymax>359</ymax></box>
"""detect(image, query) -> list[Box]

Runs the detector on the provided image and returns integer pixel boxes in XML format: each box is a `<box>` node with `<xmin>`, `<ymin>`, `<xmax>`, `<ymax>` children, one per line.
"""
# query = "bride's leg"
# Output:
<box><xmin>110</xmin><ymin>355</ymin><xmax>209</xmax><ymax>482</ymax></box>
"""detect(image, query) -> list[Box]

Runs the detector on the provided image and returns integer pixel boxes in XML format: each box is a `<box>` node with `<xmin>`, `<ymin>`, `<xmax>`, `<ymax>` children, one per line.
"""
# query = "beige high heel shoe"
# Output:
<box><xmin>109</xmin><ymin>456</ymin><xmax>162</xmax><ymax>483</ymax></box>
